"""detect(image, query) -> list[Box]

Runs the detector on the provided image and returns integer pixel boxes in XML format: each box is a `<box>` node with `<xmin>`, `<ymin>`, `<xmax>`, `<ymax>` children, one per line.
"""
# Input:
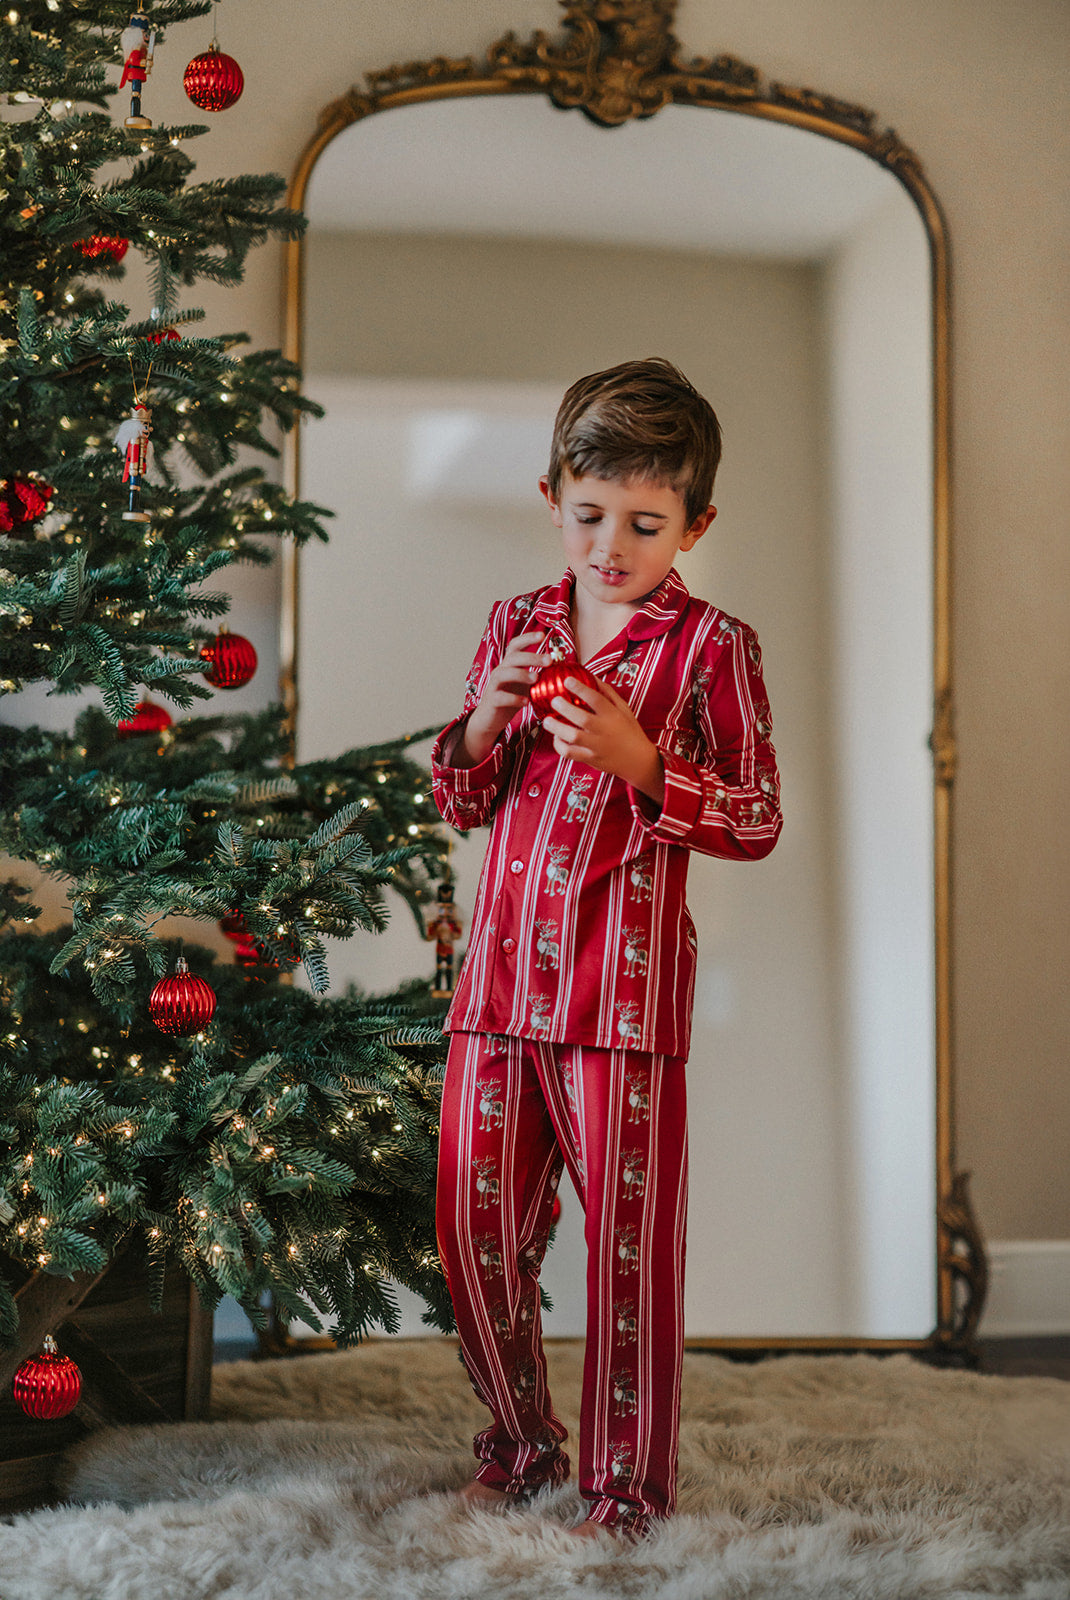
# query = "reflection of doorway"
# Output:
<box><xmin>296</xmin><ymin>209</ymin><xmax>933</xmax><ymax>1338</ymax></box>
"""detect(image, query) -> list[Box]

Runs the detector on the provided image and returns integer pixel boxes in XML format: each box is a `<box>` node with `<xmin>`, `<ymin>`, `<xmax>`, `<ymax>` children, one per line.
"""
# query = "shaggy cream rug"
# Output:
<box><xmin>1</xmin><ymin>1341</ymin><xmax>1069</xmax><ymax>1599</ymax></box>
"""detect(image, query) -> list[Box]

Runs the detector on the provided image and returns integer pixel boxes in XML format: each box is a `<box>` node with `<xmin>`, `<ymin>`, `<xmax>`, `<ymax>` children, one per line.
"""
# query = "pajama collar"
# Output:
<box><xmin>531</xmin><ymin>568</ymin><xmax>693</xmax><ymax>660</ymax></box>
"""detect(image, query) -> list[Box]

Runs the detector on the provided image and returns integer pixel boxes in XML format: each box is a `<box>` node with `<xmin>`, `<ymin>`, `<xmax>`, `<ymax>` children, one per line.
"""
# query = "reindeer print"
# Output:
<box><xmin>629</xmin><ymin>856</ymin><xmax>653</xmax><ymax>903</ymax></box>
<box><xmin>513</xmin><ymin>1359</ymin><xmax>536</xmax><ymax>1398</ymax></box>
<box><xmin>754</xmin><ymin>700</ymin><xmax>773</xmax><ymax>740</ymax></box>
<box><xmin>512</xmin><ymin>592</ymin><xmax>537</xmax><ymax>620</ymax></box>
<box><xmin>473</xmin><ymin>1155</ymin><xmax>500</xmax><ymax>1208</ymax></box>
<box><xmin>615</xmin><ymin>1300</ymin><xmax>638</xmax><ymax>1345</ymax></box>
<box><xmin>620</xmin><ymin>1148</ymin><xmax>646</xmax><ymax>1200</ymax></box>
<box><xmin>477</xmin><ymin>1078</ymin><xmax>503</xmax><ymax>1131</ymax></box>
<box><xmin>528</xmin><ymin>991</ymin><xmax>552</xmax><ymax>1040</ymax></box>
<box><xmin>560</xmin><ymin>1060</ymin><xmax>578</xmax><ymax>1116</ymax></box>
<box><xmin>626</xmin><ymin>1072</ymin><xmax>650</xmax><ymax>1123</ymax></box>
<box><xmin>490</xmin><ymin>1301</ymin><xmax>511</xmax><ymax>1340</ymax></box>
<box><xmin>476</xmin><ymin>1235</ymin><xmax>503</xmax><ymax>1277</ymax></box>
<box><xmin>562</xmin><ymin>772</ymin><xmax>594</xmax><ymax>823</ymax></box>
<box><xmin>534</xmin><ymin>919</ymin><xmax>560</xmax><ymax>971</ymax></box>
<box><xmin>615</xmin><ymin>999</ymin><xmax>642</xmax><ymax>1048</ymax></box>
<box><xmin>609</xmin><ymin>1441</ymin><xmax>634</xmax><ymax>1481</ymax></box>
<box><xmin>621</xmin><ymin>926</ymin><xmax>649</xmax><ymax>978</ymax></box>
<box><xmin>614</xmin><ymin>655</ymin><xmax>640</xmax><ymax>688</ymax></box>
<box><xmin>545</xmin><ymin>844</ymin><xmax>571</xmax><ymax>895</ymax></box>
<box><xmin>616</xmin><ymin>1224</ymin><xmax>639</xmax><ymax>1274</ymax></box>
<box><xmin>672</xmin><ymin>729</ymin><xmax>701</xmax><ymax>761</ymax></box>
<box><xmin>714</xmin><ymin>616</ymin><xmax>740</xmax><ymax>647</ymax></box>
<box><xmin>612</xmin><ymin>1369</ymin><xmax>638</xmax><ymax>1416</ymax></box>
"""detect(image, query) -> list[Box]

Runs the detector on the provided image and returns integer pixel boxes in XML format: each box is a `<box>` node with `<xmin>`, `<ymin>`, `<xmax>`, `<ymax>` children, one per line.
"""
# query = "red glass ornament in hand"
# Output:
<box><xmin>184</xmin><ymin>45</ymin><xmax>244</xmax><ymax>111</ymax></box>
<box><xmin>13</xmin><ymin>1335</ymin><xmax>82</xmax><ymax>1420</ymax></box>
<box><xmin>149</xmin><ymin>956</ymin><xmax>216</xmax><ymax>1035</ymax></box>
<box><xmin>200</xmin><ymin>629</ymin><xmax>257</xmax><ymax>689</ymax></box>
<box><xmin>528</xmin><ymin>659</ymin><xmax>604</xmax><ymax>722</ymax></box>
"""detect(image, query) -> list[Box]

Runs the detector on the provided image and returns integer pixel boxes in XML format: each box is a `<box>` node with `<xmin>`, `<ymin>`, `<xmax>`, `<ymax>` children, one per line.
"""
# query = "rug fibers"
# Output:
<box><xmin>1</xmin><ymin>1340</ymin><xmax>1069</xmax><ymax>1600</ymax></box>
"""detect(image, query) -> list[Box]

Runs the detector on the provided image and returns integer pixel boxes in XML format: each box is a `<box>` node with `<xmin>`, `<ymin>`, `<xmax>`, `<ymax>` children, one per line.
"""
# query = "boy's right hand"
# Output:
<box><xmin>456</xmin><ymin>630</ymin><xmax>551</xmax><ymax>768</ymax></box>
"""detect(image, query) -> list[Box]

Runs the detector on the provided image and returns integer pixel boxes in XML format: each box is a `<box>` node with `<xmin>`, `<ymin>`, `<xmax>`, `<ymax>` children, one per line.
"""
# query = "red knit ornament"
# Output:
<box><xmin>200</xmin><ymin>629</ymin><xmax>257</xmax><ymax>689</ymax></box>
<box><xmin>184</xmin><ymin>44</ymin><xmax>244</xmax><ymax>111</ymax></box>
<box><xmin>144</xmin><ymin>327</ymin><xmax>181</xmax><ymax>346</ymax></box>
<box><xmin>12</xmin><ymin>1335</ymin><xmax>82</xmax><ymax>1420</ymax></box>
<box><xmin>149</xmin><ymin>956</ymin><xmax>216</xmax><ymax>1035</ymax></box>
<box><xmin>74</xmin><ymin>235</ymin><xmax>129</xmax><ymax>263</ymax></box>
<box><xmin>0</xmin><ymin>475</ymin><xmax>54</xmax><ymax>534</ymax></box>
<box><xmin>116</xmin><ymin>699</ymin><xmax>173</xmax><ymax>739</ymax></box>
<box><xmin>528</xmin><ymin>660</ymin><xmax>604</xmax><ymax>722</ymax></box>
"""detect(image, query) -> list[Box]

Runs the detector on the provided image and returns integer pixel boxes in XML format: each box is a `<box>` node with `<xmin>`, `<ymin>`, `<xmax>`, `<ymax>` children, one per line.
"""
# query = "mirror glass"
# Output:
<box><xmin>294</xmin><ymin>94</ymin><xmax>936</xmax><ymax>1341</ymax></box>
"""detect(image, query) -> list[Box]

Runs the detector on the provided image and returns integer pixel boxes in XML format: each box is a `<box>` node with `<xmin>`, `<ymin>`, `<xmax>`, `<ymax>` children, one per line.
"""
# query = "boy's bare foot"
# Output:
<box><xmin>456</xmin><ymin>1479</ymin><xmax>517</xmax><ymax>1510</ymax></box>
<box><xmin>566</xmin><ymin>1519</ymin><xmax>609</xmax><ymax>1540</ymax></box>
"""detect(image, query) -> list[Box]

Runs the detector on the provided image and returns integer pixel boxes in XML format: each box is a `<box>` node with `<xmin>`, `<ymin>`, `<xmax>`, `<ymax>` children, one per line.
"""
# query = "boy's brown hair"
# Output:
<box><xmin>547</xmin><ymin>357</ymin><xmax>722</xmax><ymax>526</ymax></box>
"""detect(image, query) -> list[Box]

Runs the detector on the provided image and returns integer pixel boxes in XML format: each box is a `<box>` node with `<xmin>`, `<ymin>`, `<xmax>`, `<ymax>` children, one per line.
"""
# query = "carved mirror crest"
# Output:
<box><xmin>282</xmin><ymin>0</ymin><xmax>985</xmax><ymax>1360</ymax></box>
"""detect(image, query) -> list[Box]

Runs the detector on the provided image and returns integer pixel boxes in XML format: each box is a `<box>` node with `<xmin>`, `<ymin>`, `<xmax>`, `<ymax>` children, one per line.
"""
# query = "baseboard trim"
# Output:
<box><xmin>980</xmin><ymin>1240</ymin><xmax>1070</xmax><ymax>1337</ymax></box>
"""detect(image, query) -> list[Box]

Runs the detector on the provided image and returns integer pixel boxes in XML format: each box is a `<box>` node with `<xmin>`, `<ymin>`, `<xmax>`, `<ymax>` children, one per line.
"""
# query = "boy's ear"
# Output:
<box><xmin>681</xmin><ymin>505</ymin><xmax>716</xmax><ymax>551</ymax></box>
<box><xmin>539</xmin><ymin>475</ymin><xmax>564</xmax><ymax>526</ymax></box>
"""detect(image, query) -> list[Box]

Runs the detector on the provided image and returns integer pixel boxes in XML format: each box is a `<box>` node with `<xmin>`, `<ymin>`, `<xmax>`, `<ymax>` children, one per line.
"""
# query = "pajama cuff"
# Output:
<box><xmin>431</xmin><ymin>715</ymin><xmax>508</xmax><ymax>796</ymax></box>
<box><xmin>627</xmin><ymin>748</ymin><xmax>705</xmax><ymax>841</ymax></box>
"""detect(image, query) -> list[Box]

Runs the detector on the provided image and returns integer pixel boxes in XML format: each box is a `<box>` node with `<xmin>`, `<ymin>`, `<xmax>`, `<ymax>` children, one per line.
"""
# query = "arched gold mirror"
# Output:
<box><xmin>281</xmin><ymin>0</ymin><xmax>985</xmax><ymax>1359</ymax></box>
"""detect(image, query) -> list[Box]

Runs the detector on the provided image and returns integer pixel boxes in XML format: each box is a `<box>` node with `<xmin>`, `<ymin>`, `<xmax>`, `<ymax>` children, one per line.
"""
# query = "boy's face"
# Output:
<box><xmin>540</xmin><ymin>471</ymin><xmax>715</xmax><ymax>614</ymax></box>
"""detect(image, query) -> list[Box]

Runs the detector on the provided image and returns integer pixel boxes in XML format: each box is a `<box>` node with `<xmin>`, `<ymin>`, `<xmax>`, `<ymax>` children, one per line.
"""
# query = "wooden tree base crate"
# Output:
<box><xmin>0</xmin><ymin>1244</ymin><xmax>213</xmax><ymax>1513</ymax></box>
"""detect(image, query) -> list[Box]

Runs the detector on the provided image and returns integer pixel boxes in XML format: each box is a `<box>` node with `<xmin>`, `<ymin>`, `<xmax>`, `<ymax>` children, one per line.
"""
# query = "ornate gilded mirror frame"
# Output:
<box><xmin>281</xmin><ymin>0</ymin><xmax>986</xmax><ymax>1362</ymax></box>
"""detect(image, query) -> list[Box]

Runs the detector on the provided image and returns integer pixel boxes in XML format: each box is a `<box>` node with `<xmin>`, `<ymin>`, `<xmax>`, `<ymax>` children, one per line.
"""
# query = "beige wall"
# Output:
<box><xmin>11</xmin><ymin>0</ymin><xmax>1067</xmax><ymax>1244</ymax></box>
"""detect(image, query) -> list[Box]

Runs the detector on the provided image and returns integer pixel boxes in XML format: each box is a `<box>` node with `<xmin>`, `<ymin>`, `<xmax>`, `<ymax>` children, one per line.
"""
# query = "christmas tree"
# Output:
<box><xmin>0</xmin><ymin>0</ymin><xmax>453</xmax><ymax>1348</ymax></box>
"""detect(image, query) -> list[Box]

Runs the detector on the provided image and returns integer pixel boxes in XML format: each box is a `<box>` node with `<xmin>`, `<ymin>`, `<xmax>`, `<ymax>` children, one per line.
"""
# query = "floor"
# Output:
<box><xmin>213</xmin><ymin>1328</ymin><xmax>1070</xmax><ymax>1379</ymax></box>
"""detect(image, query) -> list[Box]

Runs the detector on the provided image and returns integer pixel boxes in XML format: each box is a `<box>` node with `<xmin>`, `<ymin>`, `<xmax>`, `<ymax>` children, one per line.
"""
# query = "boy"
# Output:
<box><xmin>431</xmin><ymin>358</ymin><xmax>782</xmax><ymax>1539</ymax></box>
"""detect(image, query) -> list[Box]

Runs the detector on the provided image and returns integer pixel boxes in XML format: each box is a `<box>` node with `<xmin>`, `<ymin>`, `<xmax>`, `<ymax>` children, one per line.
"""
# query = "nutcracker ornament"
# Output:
<box><xmin>426</xmin><ymin>881</ymin><xmax>463</xmax><ymax>1000</ymax></box>
<box><xmin>119</xmin><ymin>8</ymin><xmax>156</xmax><ymax>130</ymax></box>
<box><xmin>114</xmin><ymin>395</ymin><xmax>152</xmax><ymax>523</ymax></box>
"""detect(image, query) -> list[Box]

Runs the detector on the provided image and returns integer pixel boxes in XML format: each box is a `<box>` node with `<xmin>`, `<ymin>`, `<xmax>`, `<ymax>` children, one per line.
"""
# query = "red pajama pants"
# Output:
<box><xmin>436</xmin><ymin>1030</ymin><xmax>688</xmax><ymax>1533</ymax></box>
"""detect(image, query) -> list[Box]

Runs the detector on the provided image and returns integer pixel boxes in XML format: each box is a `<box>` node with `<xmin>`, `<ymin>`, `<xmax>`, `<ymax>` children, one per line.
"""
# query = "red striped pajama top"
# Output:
<box><xmin>431</xmin><ymin>568</ymin><xmax>782</xmax><ymax>1060</ymax></box>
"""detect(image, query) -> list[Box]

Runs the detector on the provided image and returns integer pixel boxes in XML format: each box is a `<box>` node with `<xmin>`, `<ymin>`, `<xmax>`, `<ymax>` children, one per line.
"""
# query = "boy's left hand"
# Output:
<box><xmin>544</xmin><ymin>677</ymin><xmax>665</xmax><ymax>807</ymax></box>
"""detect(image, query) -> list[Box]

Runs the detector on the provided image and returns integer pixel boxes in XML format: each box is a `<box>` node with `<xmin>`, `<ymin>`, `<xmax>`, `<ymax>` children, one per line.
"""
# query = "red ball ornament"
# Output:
<box><xmin>74</xmin><ymin>235</ymin><xmax>129</xmax><ymax>263</ymax></box>
<box><xmin>218</xmin><ymin>908</ymin><xmax>248</xmax><ymax>940</ymax></box>
<box><xmin>13</xmin><ymin>1334</ymin><xmax>82</xmax><ymax>1420</ymax></box>
<box><xmin>528</xmin><ymin>660</ymin><xmax>604</xmax><ymax>722</ymax></box>
<box><xmin>0</xmin><ymin>475</ymin><xmax>54</xmax><ymax>535</ymax></box>
<box><xmin>116</xmin><ymin>698</ymin><xmax>173</xmax><ymax>739</ymax></box>
<box><xmin>144</xmin><ymin>327</ymin><xmax>181</xmax><ymax>346</ymax></box>
<box><xmin>200</xmin><ymin>629</ymin><xmax>257</xmax><ymax>690</ymax></box>
<box><xmin>149</xmin><ymin>956</ymin><xmax>216</xmax><ymax>1036</ymax></box>
<box><xmin>184</xmin><ymin>44</ymin><xmax>244</xmax><ymax>112</ymax></box>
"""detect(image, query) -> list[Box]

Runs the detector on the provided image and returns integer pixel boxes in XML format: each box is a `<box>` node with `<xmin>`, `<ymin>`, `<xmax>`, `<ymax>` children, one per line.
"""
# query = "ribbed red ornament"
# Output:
<box><xmin>74</xmin><ymin>235</ymin><xmax>129</xmax><ymax>262</ymax></box>
<box><xmin>12</xmin><ymin>1335</ymin><xmax>82</xmax><ymax>1420</ymax></box>
<box><xmin>116</xmin><ymin>699</ymin><xmax>173</xmax><ymax>740</ymax></box>
<box><xmin>184</xmin><ymin>45</ymin><xmax>244</xmax><ymax>111</ymax></box>
<box><xmin>145</xmin><ymin>327</ymin><xmax>181</xmax><ymax>346</ymax></box>
<box><xmin>200</xmin><ymin>629</ymin><xmax>257</xmax><ymax>689</ymax></box>
<box><xmin>528</xmin><ymin>660</ymin><xmax>604</xmax><ymax>722</ymax></box>
<box><xmin>149</xmin><ymin>956</ymin><xmax>216</xmax><ymax>1036</ymax></box>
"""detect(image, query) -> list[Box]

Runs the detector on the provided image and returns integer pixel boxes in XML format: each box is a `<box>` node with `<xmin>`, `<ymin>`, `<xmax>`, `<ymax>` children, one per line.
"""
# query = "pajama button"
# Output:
<box><xmin>510</xmin><ymin>859</ymin><xmax>524</xmax><ymax>874</ymax></box>
<box><xmin>527</xmin><ymin>783</ymin><xmax>542</xmax><ymax>798</ymax></box>
<box><xmin>502</xmin><ymin>938</ymin><xmax>516</xmax><ymax>954</ymax></box>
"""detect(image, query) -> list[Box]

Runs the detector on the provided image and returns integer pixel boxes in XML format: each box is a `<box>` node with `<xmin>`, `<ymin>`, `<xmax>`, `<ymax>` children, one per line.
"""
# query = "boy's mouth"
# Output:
<box><xmin>592</xmin><ymin>563</ymin><xmax>628</xmax><ymax>584</ymax></box>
